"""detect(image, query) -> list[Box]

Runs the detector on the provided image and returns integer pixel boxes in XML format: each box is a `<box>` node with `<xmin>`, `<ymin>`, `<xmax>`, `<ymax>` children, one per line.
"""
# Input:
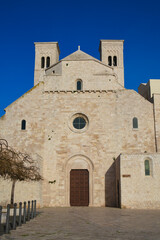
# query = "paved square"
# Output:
<box><xmin>1</xmin><ymin>207</ymin><xmax>160</xmax><ymax>240</ymax></box>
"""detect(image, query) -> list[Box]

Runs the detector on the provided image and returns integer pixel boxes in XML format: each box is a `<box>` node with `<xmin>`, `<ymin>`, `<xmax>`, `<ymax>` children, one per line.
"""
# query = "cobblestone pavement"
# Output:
<box><xmin>1</xmin><ymin>207</ymin><xmax>160</xmax><ymax>240</ymax></box>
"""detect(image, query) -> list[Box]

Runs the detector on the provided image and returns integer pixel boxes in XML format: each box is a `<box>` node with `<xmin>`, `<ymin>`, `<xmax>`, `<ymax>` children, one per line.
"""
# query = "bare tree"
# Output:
<box><xmin>0</xmin><ymin>139</ymin><xmax>42</xmax><ymax>205</ymax></box>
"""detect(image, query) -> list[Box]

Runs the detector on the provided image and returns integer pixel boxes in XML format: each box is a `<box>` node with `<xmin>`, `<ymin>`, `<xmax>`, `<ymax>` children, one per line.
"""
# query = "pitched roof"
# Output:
<box><xmin>46</xmin><ymin>49</ymin><xmax>113</xmax><ymax>71</ymax></box>
<box><xmin>62</xmin><ymin>50</ymin><xmax>97</xmax><ymax>61</ymax></box>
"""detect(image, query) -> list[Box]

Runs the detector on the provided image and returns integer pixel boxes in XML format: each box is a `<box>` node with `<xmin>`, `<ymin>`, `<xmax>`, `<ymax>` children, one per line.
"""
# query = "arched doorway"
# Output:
<box><xmin>65</xmin><ymin>154</ymin><xmax>94</xmax><ymax>206</ymax></box>
<box><xmin>70</xmin><ymin>169</ymin><xmax>89</xmax><ymax>206</ymax></box>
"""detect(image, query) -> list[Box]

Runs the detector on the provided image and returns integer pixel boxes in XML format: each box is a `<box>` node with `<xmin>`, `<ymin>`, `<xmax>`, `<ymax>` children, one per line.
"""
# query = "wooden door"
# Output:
<box><xmin>70</xmin><ymin>169</ymin><xmax>89</xmax><ymax>206</ymax></box>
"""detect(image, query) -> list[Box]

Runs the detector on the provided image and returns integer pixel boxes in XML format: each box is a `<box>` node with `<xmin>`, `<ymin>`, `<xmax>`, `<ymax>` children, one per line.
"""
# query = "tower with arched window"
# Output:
<box><xmin>99</xmin><ymin>40</ymin><xmax>124</xmax><ymax>86</ymax></box>
<box><xmin>34</xmin><ymin>42</ymin><xmax>60</xmax><ymax>85</ymax></box>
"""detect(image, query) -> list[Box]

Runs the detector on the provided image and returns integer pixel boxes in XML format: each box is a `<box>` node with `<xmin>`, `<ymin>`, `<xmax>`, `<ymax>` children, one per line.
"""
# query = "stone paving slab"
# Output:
<box><xmin>1</xmin><ymin>207</ymin><xmax>160</xmax><ymax>240</ymax></box>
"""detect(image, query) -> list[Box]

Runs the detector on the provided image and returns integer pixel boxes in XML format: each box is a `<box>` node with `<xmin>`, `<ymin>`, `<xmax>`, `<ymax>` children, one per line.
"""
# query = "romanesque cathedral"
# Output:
<box><xmin>1</xmin><ymin>40</ymin><xmax>160</xmax><ymax>208</ymax></box>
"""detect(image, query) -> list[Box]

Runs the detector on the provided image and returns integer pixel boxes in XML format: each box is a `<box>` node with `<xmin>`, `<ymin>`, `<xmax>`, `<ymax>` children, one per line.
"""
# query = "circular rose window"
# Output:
<box><xmin>68</xmin><ymin>113</ymin><xmax>89</xmax><ymax>133</ymax></box>
<box><xmin>73</xmin><ymin>117</ymin><xmax>86</xmax><ymax>129</ymax></box>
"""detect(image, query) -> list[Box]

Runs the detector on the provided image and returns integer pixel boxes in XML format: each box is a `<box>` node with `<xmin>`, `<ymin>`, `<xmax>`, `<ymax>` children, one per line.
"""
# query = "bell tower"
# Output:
<box><xmin>99</xmin><ymin>40</ymin><xmax>124</xmax><ymax>87</ymax></box>
<box><xmin>34</xmin><ymin>42</ymin><xmax>60</xmax><ymax>85</ymax></box>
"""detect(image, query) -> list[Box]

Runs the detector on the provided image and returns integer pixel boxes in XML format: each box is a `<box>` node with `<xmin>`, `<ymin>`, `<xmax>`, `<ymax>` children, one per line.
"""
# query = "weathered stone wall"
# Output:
<box><xmin>45</xmin><ymin>60</ymin><xmax>122</xmax><ymax>91</ymax></box>
<box><xmin>0</xmin><ymin>83</ymin><xmax>44</xmax><ymax>206</ymax></box>
<box><xmin>0</xmin><ymin>82</ymin><xmax>157</xmax><ymax>208</ymax></box>
<box><xmin>119</xmin><ymin>153</ymin><xmax>160</xmax><ymax>209</ymax></box>
<box><xmin>115</xmin><ymin>155</ymin><xmax>121</xmax><ymax>208</ymax></box>
<box><xmin>153</xmin><ymin>94</ymin><xmax>160</xmax><ymax>152</ymax></box>
<box><xmin>0</xmin><ymin>85</ymin><xmax>156</xmax><ymax>207</ymax></box>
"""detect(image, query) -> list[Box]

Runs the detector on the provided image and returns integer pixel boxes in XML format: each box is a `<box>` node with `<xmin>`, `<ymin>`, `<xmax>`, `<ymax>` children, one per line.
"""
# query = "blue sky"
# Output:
<box><xmin>0</xmin><ymin>0</ymin><xmax>160</xmax><ymax>117</ymax></box>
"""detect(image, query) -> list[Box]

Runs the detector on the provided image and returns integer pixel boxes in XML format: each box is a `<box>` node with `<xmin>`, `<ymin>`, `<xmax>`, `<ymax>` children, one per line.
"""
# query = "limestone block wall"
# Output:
<box><xmin>41</xmin><ymin>91</ymin><xmax>117</xmax><ymax>207</ymax></box>
<box><xmin>45</xmin><ymin>60</ymin><xmax>123</xmax><ymax>91</ymax></box>
<box><xmin>119</xmin><ymin>153</ymin><xmax>160</xmax><ymax>209</ymax></box>
<box><xmin>0</xmin><ymin>83</ymin><xmax>157</xmax><ymax>207</ymax></box>
<box><xmin>115</xmin><ymin>155</ymin><xmax>121</xmax><ymax>208</ymax></box>
<box><xmin>138</xmin><ymin>79</ymin><xmax>160</xmax><ymax>102</ymax></box>
<box><xmin>153</xmin><ymin>94</ymin><xmax>160</xmax><ymax>152</ymax></box>
<box><xmin>0</xmin><ymin>83</ymin><xmax>45</xmax><ymax>206</ymax></box>
<box><xmin>149</xmin><ymin>80</ymin><xmax>160</xmax><ymax>97</ymax></box>
<box><xmin>0</xmin><ymin>179</ymin><xmax>42</xmax><ymax>207</ymax></box>
<box><xmin>138</xmin><ymin>83</ymin><xmax>149</xmax><ymax>100</ymax></box>
<box><xmin>116</xmin><ymin>90</ymin><xmax>156</xmax><ymax>153</ymax></box>
<box><xmin>40</xmin><ymin>89</ymin><xmax>155</xmax><ymax>207</ymax></box>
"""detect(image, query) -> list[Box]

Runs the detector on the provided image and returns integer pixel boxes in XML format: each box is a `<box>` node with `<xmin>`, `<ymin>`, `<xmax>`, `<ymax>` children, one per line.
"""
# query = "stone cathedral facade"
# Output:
<box><xmin>1</xmin><ymin>40</ymin><xmax>160</xmax><ymax>208</ymax></box>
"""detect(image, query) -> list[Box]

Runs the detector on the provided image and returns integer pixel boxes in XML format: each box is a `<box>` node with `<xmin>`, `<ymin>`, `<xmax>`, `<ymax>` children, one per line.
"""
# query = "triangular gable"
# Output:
<box><xmin>62</xmin><ymin>50</ymin><xmax>97</xmax><ymax>61</ymax></box>
<box><xmin>46</xmin><ymin>49</ymin><xmax>113</xmax><ymax>72</ymax></box>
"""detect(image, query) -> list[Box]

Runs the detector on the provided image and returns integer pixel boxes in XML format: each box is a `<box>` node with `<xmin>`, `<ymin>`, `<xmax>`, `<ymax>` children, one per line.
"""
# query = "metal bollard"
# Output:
<box><xmin>31</xmin><ymin>200</ymin><xmax>34</xmax><ymax>219</ymax></box>
<box><xmin>33</xmin><ymin>200</ymin><xmax>36</xmax><ymax>218</ymax></box>
<box><xmin>0</xmin><ymin>206</ymin><xmax>2</xmax><ymax>226</ymax></box>
<box><xmin>18</xmin><ymin>202</ymin><xmax>22</xmax><ymax>226</ymax></box>
<box><xmin>5</xmin><ymin>204</ymin><xmax>10</xmax><ymax>234</ymax></box>
<box><xmin>13</xmin><ymin>203</ymin><xmax>17</xmax><ymax>230</ymax></box>
<box><xmin>27</xmin><ymin>201</ymin><xmax>30</xmax><ymax>221</ymax></box>
<box><xmin>23</xmin><ymin>202</ymin><xmax>26</xmax><ymax>224</ymax></box>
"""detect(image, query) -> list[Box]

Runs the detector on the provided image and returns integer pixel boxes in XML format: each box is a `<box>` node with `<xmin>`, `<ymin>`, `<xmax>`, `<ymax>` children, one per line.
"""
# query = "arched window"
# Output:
<box><xmin>113</xmin><ymin>56</ymin><xmax>117</xmax><ymax>66</ymax></box>
<box><xmin>108</xmin><ymin>56</ymin><xmax>112</xmax><ymax>66</ymax></box>
<box><xmin>46</xmin><ymin>57</ymin><xmax>50</xmax><ymax>68</ymax></box>
<box><xmin>144</xmin><ymin>160</ymin><xmax>150</xmax><ymax>176</ymax></box>
<box><xmin>41</xmin><ymin>57</ymin><xmax>45</xmax><ymax>68</ymax></box>
<box><xmin>77</xmin><ymin>80</ymin><xmax>82</xmax><ymax>91</ymax></box>
<box><xmin>133</xmin><ymin>117</ymin><xmax>138</xmax><ymax>129</ymax></box>
<box><xmin>21</xmin><ymin>120</ymin><xmax>26</xmax><ymax>130</ymax></box>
